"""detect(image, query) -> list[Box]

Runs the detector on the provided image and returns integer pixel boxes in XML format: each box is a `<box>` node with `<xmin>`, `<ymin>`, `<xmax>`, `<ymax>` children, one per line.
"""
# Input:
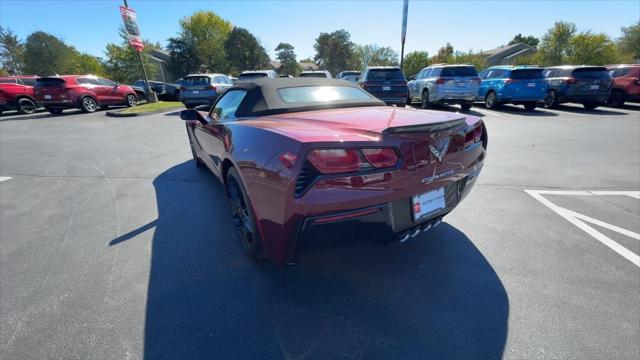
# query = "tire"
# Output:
<box><xmin>583</xmin><ymin>102</ymin><xmax>599</xmax><ymax>110</ymax></box>
<box><xmin>460</xmin><ymin>102</ymin><xmax>472</xmax><ymax>111</ymax></box>
<box><xmin>524</xmin><ymin>103</ymin><xmax>537</xmax><ymax>111</ymax></box>
<box><xmin>226</xmin><ymin>167</ymin><xmax>263</xmax><ymax>261</ymax></box>
<box><xmin>80</xmin><ymin>97</ymin><xmax>98</xmax><ymax>113</ymax></box>
<box><xmin>48</xmin><ymin>108</ymin><xmax>63</xmax><ymax>115</ymax></box>
<box><xmin>125</xmin><ymin>94</ymin><xmax>137</xmax><ymax>107</ymax></box>
<box><xmin>607</xmin><ymin>90</ymin><xmax>625</xmax><ymax>108</ymax></box>
<box><xmin>544</xmin><ymin>89</ymin><xmax>558</xmax><ymax>108</ymax></box>
<box><xmin>17</xmin><ymin>98</ymin><xmax>37</xmax><ymax>114</ymax></box>
<box><xmin>420</xmin><ymin>89</ymin><xmax>431</xmax><ymax>109</ymax></box>
<box><xmin>484</xmin><ymin>91</ymin><xmax>498</xmax><ymax>109</ymax></box>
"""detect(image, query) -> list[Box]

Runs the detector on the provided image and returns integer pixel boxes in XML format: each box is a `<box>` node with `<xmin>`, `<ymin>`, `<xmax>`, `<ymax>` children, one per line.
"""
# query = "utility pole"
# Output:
<box><xmin>400</xmin><ymin>0</ymin><xmax>409</xmax><ymax>72</ymax></box>
<box><xmin>122</xmin><ymin>0</ymin><xmax>157</xmax><ymax>103</ymax></box>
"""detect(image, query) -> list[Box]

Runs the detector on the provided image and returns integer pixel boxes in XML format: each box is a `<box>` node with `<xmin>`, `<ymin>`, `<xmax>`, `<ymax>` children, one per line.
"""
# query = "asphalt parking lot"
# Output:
<box><xmin>1</xmin><ymin>103</ymin><xmax>639</xmax><ymax>359</ymax></box>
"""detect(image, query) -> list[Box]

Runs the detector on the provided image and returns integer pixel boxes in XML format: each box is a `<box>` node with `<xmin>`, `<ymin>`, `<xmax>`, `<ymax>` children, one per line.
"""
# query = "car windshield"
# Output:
<box><xmin>299</xmin><ymin>73</ymin><xmax>327</xmax><ymax>78</ymax></box>
<box><xmin>239</xmin><ymin>73</ymin><xmax>268</xmax><ymax>80</ymax></box>
<box><xmin>35</xmin><ymin>78</ymin><xmax>65</xmax><ymax>87</ymax></box>
<box><xmin>572</xmin><ymin>68</ymin><xmax>609</xmax><ymax>79</ymax></box>
<box><xmin>182</xmin><ymin>77</ymin><xmax>210</xmax><ymax>86</ymax></box>
<box><xmin>278</xmin><ymin>85</ymin><xmax>373</xmax><ymax>103</ymax></box>
<box><xmin>440</xmin><ymin>66</ymin><xmax>478</xmax><ymax>77</ymax></box>
<box><xmin>367</xmin><ymin>69</ymin><xmax>404</xmax><ymax>80</ymax></box>
<box><xmin>511</xmin><ymin>69</ymin><xmax>544</xmax><ymax>79</ymax></box>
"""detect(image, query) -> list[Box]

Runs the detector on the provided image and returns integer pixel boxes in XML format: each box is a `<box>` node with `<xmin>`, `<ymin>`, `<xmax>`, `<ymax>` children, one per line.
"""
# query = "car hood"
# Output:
<box><xmin>241</xmin><ymin>106</ymin><xmax>479</xmax><ymax>142</ymax></box>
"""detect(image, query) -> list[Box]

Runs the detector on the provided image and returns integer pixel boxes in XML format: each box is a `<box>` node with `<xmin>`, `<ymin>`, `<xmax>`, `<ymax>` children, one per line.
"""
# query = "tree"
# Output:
<box><xmin>103</xmin><ymin>28</ymin><xmax>159</xmax><ymax>83</ymax></box>
<box><xmin>448</xmin><ymin>50</ymin><xmax>487</xmax><ymax>70</ymax></box>
<box><xmin>566</xmin><ymin>32</ymin><xmax>619</xmax><ymax>65</ymax></box>
<box><xmin>402</xmin><ymin>51</ymin><xmax>429</xmax><ymax>77</ymax></box>
<box><xmin>313</xmin><ymin>29</ymin><xmax>356</xmax><ymax>75</ymax></box>
<box><xmin>0</xmin><ymin>26</ymin><xmax>23</xmax><ymax>75</ymax></box>
<box><xmin>71</xmin><ymin>53</ymin><xmax>105</xmax><ymax>76</ymax></box>
<box><xmin>618</xmin><ymin>21</ymin><xmax>640</xmax><ymax>61</ymax></box>
<box><xmin>538</xmin><ymin>21</ymin><xmax>577</xmax><ymax>66</ymax></box>
<box><xmin>23</xmin><ymin>31</ymin><xmax>74</xmax><ymax>75</ymax></box>
<box><xmin>224</xmin><ymin>27</ymin><xmax>270</xmax><ymax>74</ymax></box>
<box><xmin>167</xmin><ymin>36</ymin><xmax>200</xmax><ymax>80</ymax></box>
<box><xmin>275</xmin><ymin>42</ymin><xmax>300</xmax><ymax>76</ymax></box>
<box><xmin>508</xmin><ymin>33</ymin><xmax>540</xmax><ymax>48</ymax></box>
<box><xmin>353</xmin><ymin>44</ymin><xmax>399</xmax><ymax>69</ymax></box>
<box><xmin>178</xmin><ymin>10</ymin><xmax>232</xmax><ymax>72</ymax></box>
<box><xmin>432</xmin><ymin>42</ymin><xmax>454</xmax><ymax>63</ymax></box>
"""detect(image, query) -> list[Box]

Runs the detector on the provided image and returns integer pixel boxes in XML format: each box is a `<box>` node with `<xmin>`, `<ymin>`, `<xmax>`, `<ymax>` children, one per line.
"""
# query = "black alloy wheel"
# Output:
<box><xmin>226</xmin><ymin>167</ymin><xmax>263</xmax><ymax>261</ymax></box>
<box><xmin>17</xmin><ymin>98</ymin><xmax>37</xmax><ymax>114</ymax></box>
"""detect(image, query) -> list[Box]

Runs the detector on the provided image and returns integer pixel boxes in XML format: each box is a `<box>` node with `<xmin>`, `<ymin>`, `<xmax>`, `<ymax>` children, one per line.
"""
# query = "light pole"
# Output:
<box><xmin>122</xmin><ymin>0</ymin><xmax>157</xmax><ymax>103</ymax></box>
<box><xmin>400</xmin><ymin>0</ymin><xmax>409</xmax><ymax>72</ymax></box>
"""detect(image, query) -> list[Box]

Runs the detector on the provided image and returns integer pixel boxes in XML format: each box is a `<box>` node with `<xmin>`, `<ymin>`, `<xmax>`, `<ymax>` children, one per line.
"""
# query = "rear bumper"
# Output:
<box><xmin>432</xmin><ymin>93</ymin><xmax>475</xmax><ymax>104</ymax></box>
<box><xmin>287</xmin><ymin>168</ymin><xmax>482</xmax><ymax>264</ymax></box>
<box><xmin>39</xmin><ymin>99</ymin><xmax>78</xmax><ymax>109</ymax></box>
<box><xmin>558</xmin><ymin>93</ymin><xmax>609</xmax><ymax>104</ymax></box>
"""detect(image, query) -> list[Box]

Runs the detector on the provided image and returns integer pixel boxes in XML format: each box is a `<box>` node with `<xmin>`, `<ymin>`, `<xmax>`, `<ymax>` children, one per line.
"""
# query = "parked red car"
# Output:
<box><xmin>606</xmin><ymin>64</ymin><xmax>640</xmax><ymax>107</ymax></box>
<box><xmin>181</xmin><ymin>78</ymin><xmax>486</xmax><ymax>264</ymax></box>
<box><xmin>34</xmin><ymin>75</ymin><xmax>138</xmax><ymax>114</ymax></box>
<box><xmin>0</xmin><ymin>75</ymin><xmax>38</xmax><ymax>115</ymax></box>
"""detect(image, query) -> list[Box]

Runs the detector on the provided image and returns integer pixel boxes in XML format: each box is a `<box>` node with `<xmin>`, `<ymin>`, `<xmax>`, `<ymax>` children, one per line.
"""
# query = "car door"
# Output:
<box><xmin>478</xmin><ymin>70</ymin><xmax>491</xmax><ymax>100</ymax></box>
<box><xmin>194</xmin><ymin>90</ymin><xmax>248</xmax><ymax>176</ymax></box>
<box><xmin>96</xmin><ymin>78</ymin><xmax>122</xmax><ymax>104</ymax></box>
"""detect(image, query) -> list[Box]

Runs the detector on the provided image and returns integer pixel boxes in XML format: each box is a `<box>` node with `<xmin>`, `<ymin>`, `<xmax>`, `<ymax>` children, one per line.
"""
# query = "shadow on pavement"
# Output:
<box><xmin>111</xmin><ymin>161</ymin><xmax>509</xmax><ymax>359</ymax></box>
<box><xmin>483</xmin><ymin>104</ymin><xmax>559</xmax><ymax>117</ymax></box>
<box><xmin>552</xmin><ymin>104</ymin><xmax>629</xmax><ymax>116</ymax></box>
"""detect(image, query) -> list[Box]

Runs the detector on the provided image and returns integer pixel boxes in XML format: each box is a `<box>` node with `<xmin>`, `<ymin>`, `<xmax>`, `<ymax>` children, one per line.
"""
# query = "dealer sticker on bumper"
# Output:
<box><xmin>412</xmin><ymin>187</ymin><xmax>446</xmax><ymax>221</ymax></box>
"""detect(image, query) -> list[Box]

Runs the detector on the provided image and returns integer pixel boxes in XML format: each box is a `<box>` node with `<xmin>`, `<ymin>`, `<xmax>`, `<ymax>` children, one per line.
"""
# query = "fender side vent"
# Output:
<box><xmin>294</xmin><ymin>161</ymin><xmax>319</xmax><ymax>198</ymax></box>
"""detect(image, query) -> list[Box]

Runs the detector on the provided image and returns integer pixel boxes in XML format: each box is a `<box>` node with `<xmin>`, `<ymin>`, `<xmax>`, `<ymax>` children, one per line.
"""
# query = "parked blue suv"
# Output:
<box><xmin>477</xmin><ymin>66</ymin><xmax>548</xmax><ymax>111</ymax></box>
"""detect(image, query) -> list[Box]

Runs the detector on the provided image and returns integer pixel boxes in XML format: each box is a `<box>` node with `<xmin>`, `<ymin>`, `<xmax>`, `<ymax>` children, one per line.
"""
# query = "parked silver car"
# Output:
<box><xmin>179</xmin><ymin>74</ymin><xmax>233</xmax><ymax>108</ymax></box>
<box><xmin>237</xmin><ymin>70</ymin><xmax>279</xmax><ymax>81</ymax></box>
<box><xmin>299</xmin><ymin>70</ymin><xmax>333</xmax><ymax>79</ymax></box>
<box><xmin>407</xmin><ymin>64</ymin><xmax>480</xmax><ymax>111</ymax></box>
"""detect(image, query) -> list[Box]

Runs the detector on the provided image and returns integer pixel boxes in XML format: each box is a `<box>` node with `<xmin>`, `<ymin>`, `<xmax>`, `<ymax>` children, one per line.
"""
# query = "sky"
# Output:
<box><xmin>0</xmin><ymin>0</ymin><xmax>638</xmax><ymax>60</ymax></box>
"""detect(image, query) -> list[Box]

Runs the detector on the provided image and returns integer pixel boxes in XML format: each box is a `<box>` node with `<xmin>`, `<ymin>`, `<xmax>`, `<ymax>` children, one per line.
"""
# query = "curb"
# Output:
<box><xmin>105</xmin><ymin>106</ymin><xmax>184</xmax><ymax>118</ymax></box>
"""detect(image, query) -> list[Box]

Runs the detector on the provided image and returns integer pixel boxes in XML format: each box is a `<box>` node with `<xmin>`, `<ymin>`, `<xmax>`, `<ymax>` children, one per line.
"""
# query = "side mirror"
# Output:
<box><xmin>180</xmin><ymin>109</ymin><xmax>208</xmax><ymax>124</ymax></box>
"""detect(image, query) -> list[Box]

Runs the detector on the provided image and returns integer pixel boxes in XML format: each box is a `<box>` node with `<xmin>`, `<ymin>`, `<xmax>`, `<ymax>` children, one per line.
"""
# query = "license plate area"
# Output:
<box><xmin>589</xmin><ymin>85</ymin><xmax>599</xmax><ymax>90</ymax></box>
<box><xmin>527</xmin><ymin>82</ymin><xmax>536</xmax><ymax>87</ymax></box>
<box><xmin>44</xmin><ymin>95</ymin><xmax>52</xmax><ymax>99</ymax></box>
<box><xmin>192</xmin><ymin>90</ymin><xmax>200</xmax><ymax>94</ymax></box>
<box><xmin>456</xmin><ymin>82</ymin><xmax>466</xmax><ymax>87</ymax></box>
<box><xmin>412</xmin><ymin>187</ymin><xmax>446</xmax><ymax>221</ymax></box>
<box><xmin>382</xmin><ymin>86</ymin><xmax>391</xmax><ymax>91</ymax></box>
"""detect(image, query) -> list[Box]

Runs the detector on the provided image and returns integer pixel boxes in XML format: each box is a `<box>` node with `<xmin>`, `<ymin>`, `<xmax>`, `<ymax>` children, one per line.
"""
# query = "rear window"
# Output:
<box><xmin>511</xmin><ymin>69</ymin><xmax>544</xmax><ymax>79</ymax></box>
<box><xmin>440</xmin><ymin>67</ymin><xmax>478</xmax><ymax>77</ymax></box>
<box><xmin>572</xmin><ymin>68</ymin><xmax>610</xmax><ymax>79</ymax></box>
<box><xmin>367</xmin><ymin>69</ymin><xmax>405</xmax><ymax>80</ymax></box>
<box><xmin>278</xmin><ymin>86</ymin><xmax>373</xmax><ymax>104</ymax></box>
<box><xmin>239</xmin><ymin>73</ymin><xmax>267</xmax><ymax>80</ymax></box>
<box><xmin>35</xmin><ymin>78</ymin><xmax>66</xmax><ymax>87</ymax></box>
<box><xmin>299</xmin><ymin>73</ymin><xmax>327</xmax><ymax>78</ymax></box>
<box><xmin>608</xmin><ymin>68</ymin><xmax>632</xmax><ymax>78</ymax></box>
<box><xmin>182</xmin><ymin>76</ymin><xmax>210</xmax><ymax>86</ymax></box>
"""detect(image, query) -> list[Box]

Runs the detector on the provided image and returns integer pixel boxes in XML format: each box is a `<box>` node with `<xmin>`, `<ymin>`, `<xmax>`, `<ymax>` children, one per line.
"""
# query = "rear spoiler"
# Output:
<box><xmin>383</xmin><ymin>117</ymin><xmax>466</xmax><ymax>134</ymax></box>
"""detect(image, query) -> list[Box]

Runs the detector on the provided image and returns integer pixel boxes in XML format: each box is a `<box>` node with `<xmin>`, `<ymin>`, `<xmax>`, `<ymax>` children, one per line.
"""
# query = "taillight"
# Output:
<box><xmin>471</xmin><ymin>77</ymin><xmax>481</xmax><ymax>84</ymax></box>
<box><xmin>436</xmin><ymin>78</ymin><xmax>447</xmax><ymax>85</ymax></box>
<box><xmin>634</xmin><ymin>78</ymin><xmax>640</xmax><ymax>85</ymax></box>
<box><xmin>465</xmin><ymin>125</ymin><xmax>483</xmax><ymax>144</ymax></box>
<box><xmin>504</xmin><ymin>79</ymin><xmax>512</xmax><ymax>85</ymax></box>
<box><xmin>361</xmin><ymin>148</ymin><xmax>399</xmax><ymax>168</ymax></box>
<box><xmin>565</xmin><ymin>78</ymin><xmax>577</xmax><ymax>84</ymax></box>
<box><xmin>205</xmin><ymin>85</ymin><xmax>217</xmax><ymax>92</ymax></box>
<box><xmin>306</xmin><ymin>148</ymin><xmax>399</xmax><ymax>174</ymax></box>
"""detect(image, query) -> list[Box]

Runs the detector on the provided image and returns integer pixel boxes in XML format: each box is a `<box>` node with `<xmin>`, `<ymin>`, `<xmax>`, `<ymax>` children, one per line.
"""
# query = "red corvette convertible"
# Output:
<box><xmin>181</xmin><ymin>78</ymin><xmax>487</xmax><ymax>264</ymax></box>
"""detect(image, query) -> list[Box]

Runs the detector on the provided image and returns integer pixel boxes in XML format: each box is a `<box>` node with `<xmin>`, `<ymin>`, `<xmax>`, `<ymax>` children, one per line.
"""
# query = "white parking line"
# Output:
<box><xmin>543</xmin><ymin>108</ymin><xmax>589</xmax><ymax>117</ymax></box>
<box><xmin>473</xmin><ymin>108</ymin><xmax>503</xmax><ymax>117</ymax></box>
<box><xmin>0</xmin><ymin>177</ymin><xmax>12</xmax><ymax>182</ymax></box>
<box><xmin>525</xmin><ymin>189</ymin><xmax>640</xmax><ymax>267</ymax></box>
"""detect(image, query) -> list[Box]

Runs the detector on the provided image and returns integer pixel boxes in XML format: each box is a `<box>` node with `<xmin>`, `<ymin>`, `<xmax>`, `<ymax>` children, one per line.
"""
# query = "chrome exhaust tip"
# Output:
<box><xmin>399</xmin><ymin>231</ymin><xmax>410</xmax><ymax>243</ymax></box>
<box><xmin>421</xmin><ymin>222</ymin><xmax>432</xmax><ymax>232</ymax></box>
<box><xmin>433</xmin><ymin>218</ymin><xmax>442</xmax><ymax>227</ymax></box>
